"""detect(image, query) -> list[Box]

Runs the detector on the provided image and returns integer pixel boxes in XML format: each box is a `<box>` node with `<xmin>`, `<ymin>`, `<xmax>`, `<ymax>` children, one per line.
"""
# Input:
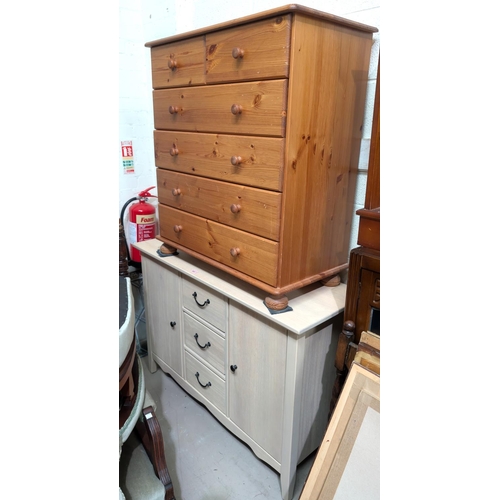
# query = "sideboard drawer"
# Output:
<box><xmin>154</xmin><ymin>130</ymin><xmax>284</xmax><ymax>191</ymax></box>
<box><xmin>205</xmin><ymin>15</ymin><xmax>291</xmax><ymax>84</ymax></box>
<box><xmin>182</xmin><ymin>275</ymin><xmax>227</xmax><ymax>332</ymax></box>
<box><xmin>153</xmin><ymin>79</ymin><xmax>288</xmax><ymax>137</ymax></box>
<box><xmin>151</xmin><ymin>36</ymin><xmax>206</xmax><ymax>89</ymax></box>
<box><xmin>185</xmin><ymin>351</ymin><xmax>226</xmax><ymax>413</ymax></box>
<box><xmin>183</xmin><ymin>312</ymin><xmax>225</xmax><ymax>375</ymax></box>
<box><xmin>160</xmin><ymin>205</ymin><xmax>279</xmax><ymax>287</ymax></box>
<box><xmin>157</xmin><ymin>170</ymin><xmax>282</xmax><ymax>241</ymax></box>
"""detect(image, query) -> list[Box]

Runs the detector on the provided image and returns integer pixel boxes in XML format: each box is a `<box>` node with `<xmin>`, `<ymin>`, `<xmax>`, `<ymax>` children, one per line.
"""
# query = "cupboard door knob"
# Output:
<box><xmin>170</xmin><ymin>321</ymin><xmax>176</xmax><ymax>327</ymax></box>
<box><xmin>230</xmin><ymin>247</ymin><xmax>240</xmax><ymax>257</ymax></box>
<box><xmin>168</xmin><ymin>58</ymin><xmax>177</xmax><ymax>70</ymax></box>
<box><xmin>231</xmin><ymin>104</ymin><xmax>242</xmax><ymax>115</ymax></box>
<box><xmin>230</xmin><ymin>155</ymin><xmax>242</xmax><ymax>166</ymax></box>
<box><xmin>230</xmin><ymin>364</ymin><xmax>238</xmax><ymax>372</ymax></box>
<box><xmin>230</xmin><ymin>204</ymin><xmax>241</xmax><ymax>214</ymax></box>
<box><xmin>170</xmin><ymin>147</ymin><xmax>179</xmax><ymax>156</ymax></box>
<box><xmin>173</xmin><ymin>224</ymin><xmax>183</xmax><ymax>233</ymax></box>
<box><xmin>232</xmin><ymin>47</ymin><xmax>244</xmax><ymax>59</ymax></box>
<box><xmin>172</xmin><ymin>188</ymin><xmax>181</xmax><ymax>196</ymax></box>
<box><xmin>169</xmin><ymin>105</ymin><xmax>179</xmax><ymax>114</ymax></box>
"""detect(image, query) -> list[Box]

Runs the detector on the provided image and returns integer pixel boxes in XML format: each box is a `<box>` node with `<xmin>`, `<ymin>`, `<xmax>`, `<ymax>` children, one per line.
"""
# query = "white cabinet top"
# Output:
<box><xmin>134</xmin><ymin>239</ymin><xmax>346</xmax><ymax>335</ymax></box>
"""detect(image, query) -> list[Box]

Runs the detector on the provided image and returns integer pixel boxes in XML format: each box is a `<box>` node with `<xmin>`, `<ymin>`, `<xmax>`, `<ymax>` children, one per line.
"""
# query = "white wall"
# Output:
<box><xmin>119</xmin><ymin>0</ymin><xmax>380</xmax><ymax>251</ymax></box>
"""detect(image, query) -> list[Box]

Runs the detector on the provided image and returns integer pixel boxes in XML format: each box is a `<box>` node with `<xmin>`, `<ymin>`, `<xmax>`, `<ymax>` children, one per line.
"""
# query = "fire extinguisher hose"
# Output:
<box><xmin>120</xmin><ymin>196</ymin><xmax>139</xmax><ymax>264</ymax></box>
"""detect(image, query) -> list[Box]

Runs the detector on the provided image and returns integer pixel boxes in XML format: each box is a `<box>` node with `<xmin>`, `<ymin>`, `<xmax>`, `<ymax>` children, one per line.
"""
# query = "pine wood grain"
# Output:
<box><xmin>157</xmin><ymin>169</ymin><xmax>282</xmax><ymax>240</ymax></box>
<box><xmin>153</xmin><ymin>79</ymin><xmax>288</xmax><ymax>137</ymax></box>
<box><xmin>147</xmin><ymin>6</ymin><xmax>376</xmax><ymax>304</ymax></box>
<box><xmin>145</xmin><ymin>4</ymin><xmax>377</xmax><ymax>47</ymax></box>
<box><xmin>159</xmin><ymin>205</ymin><xmax>279</xmax><ymax>286</ymax></box>
<box><xmin>206</xmin><ymin>15</ymin><xmax>291</xmax><ymax>84</ymax></box>
<box><xmin>154</xmin><ymin>130</ymin><xmax>284</xmax><ymax>190</ymax></box>
<box><xmin>151</xmin><ymin>36</ymin><xmax>206</xmax><ymax>89</ymax></box>
<box><xmin>278</xmin><ymin>16</ymin><xmax>373</xmax><ymax>288</ymax></box>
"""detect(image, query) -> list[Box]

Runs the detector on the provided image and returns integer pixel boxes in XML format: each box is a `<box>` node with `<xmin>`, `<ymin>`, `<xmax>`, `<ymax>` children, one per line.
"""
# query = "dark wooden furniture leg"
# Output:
<box><xmin>136</xmin><ymin>406</ymin><xmax>176</xmax><ymax>500</ymax></box>
<box><xmin>330</xmin><ymin>320</ymin><xmax>356</xmax><ymax>416</ymax></box>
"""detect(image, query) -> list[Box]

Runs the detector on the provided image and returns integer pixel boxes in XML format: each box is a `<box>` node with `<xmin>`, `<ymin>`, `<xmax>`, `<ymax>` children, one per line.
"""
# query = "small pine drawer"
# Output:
<box><xmin>185</xmin><ymin>351</ymin><xmax>226</xmax><ymax>413</ymax></box>
<box><xmin>205</xmin><ymin>15</ymin><xmax>291</xmax><ymax>84</ymax></box>
<box><xmin>183</xmin><ymin>312</ymin><xmax>226</xmax><ymax>375</ymax></box>
<box><xmin>150</xmin><ymin>36</ymin><xmax>206</xmax><ymax>89</ymax></box>
<box><xmin>182</xmin><ymin>275</ymin><xmax>228</xmax><ymax>332</ymax></box>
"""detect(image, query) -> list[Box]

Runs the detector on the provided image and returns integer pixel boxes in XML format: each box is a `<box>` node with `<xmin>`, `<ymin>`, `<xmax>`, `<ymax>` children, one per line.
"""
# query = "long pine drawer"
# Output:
<box><xmin>154</xmin><ymin>130</ymin><xmax>284</xmax><ymax>191</ymax></box>
<box><xmin>157</xmin><ymin>170</ymin><xmax>282</xmax><ymax>241</ymax></box>
<box><xmin>159</xmin><ymin>205</ymin><xmax>278</xmax><ymax>286</ymax></box>
<box><xmin>153</xmin><ymin>80</ymin><xmax>288</xmax><ymax>137</ymax></box>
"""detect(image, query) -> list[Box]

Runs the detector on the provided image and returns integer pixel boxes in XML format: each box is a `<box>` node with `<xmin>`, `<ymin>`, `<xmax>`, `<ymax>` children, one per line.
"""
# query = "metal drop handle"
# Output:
<box><xmin>192</xmin><ymin>291</ymin><xmax>210</xmax><ymax>307</ymax></box>
<box><xmin>194</xmin><ymin>333</ymin><xmax>211</xmax><ymax>349</ymax></box>
<box><xmin>230</xmin><ymin>364</ymin><xmax>238</xmax><ymax>372</ymax></box>
<box><xmin>195</xmin><ymin>372</ymin><xmax>211</xmax><ymax>388</ymax></box>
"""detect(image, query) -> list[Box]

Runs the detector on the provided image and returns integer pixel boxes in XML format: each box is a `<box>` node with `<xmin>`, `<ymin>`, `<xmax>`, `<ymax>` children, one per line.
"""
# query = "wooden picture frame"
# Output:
<box><xmin>300</xmin><ymin>361</ymin><xmax>380</xmax><ymax>499</ymax></box>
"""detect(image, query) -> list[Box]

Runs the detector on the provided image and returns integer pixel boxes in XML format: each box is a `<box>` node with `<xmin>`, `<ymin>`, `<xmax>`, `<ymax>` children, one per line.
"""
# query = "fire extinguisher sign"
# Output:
<box><xmin>121</xmin><ymin>140</ymin><xmax>135</xmax><ymax>174</ymax></box>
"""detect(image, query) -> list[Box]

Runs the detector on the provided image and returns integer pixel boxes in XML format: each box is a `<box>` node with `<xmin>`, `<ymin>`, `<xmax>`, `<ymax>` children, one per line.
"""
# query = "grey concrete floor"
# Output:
<box><xmin>129</xmin><ymin>271</ymin><xmax>315</xmax><ymax>500</ymax></box>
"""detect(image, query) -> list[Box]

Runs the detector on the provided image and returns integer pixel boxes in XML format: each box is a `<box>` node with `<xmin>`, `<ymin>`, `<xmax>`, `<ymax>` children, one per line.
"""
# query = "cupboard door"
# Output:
<box><xmin>228</xmin><ymin>301</ymin><xmax>287</xmax><ymax>463</ymax></box>
<box><xmin>142</xmin><ymin>256</ymin><xmax>182</xmax><ymax>376</ymax></box>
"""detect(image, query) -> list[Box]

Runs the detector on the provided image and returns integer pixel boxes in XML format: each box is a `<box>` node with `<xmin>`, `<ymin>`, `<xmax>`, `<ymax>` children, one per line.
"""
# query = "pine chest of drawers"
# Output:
<box><xmin>145</xmin><ymin>4</ymin><xmax>377</xmax><ymax>310</ymax></box>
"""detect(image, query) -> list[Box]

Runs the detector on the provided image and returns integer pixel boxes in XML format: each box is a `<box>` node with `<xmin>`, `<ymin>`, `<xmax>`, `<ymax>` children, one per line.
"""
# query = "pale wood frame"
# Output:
<box><xmin>299</xmin><ymin>361</ymin><xmax>380</xmax><ymax>499</ymax></box>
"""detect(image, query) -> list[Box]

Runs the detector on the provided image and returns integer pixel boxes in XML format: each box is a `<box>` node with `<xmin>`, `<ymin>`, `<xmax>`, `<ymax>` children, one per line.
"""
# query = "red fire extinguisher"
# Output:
<box><xmin>127</xmin><ymin>187</ymin><xmax>157</xmax><ymax>262</ymax></box>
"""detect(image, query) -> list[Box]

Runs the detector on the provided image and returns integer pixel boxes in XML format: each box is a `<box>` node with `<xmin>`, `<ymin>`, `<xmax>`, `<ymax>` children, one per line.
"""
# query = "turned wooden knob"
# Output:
<box><xmin>173</xmin><ymin>224</ymin><xmax>183</xmax><ymax>233</ymax></box>
<box><xmin>230</xmin><ymin>204</ymin><xmax>241</xmax><ymax>214</ymax></box>
<box><xmin>168</xmin><ymin>58</ymin><xmax>177</xmax><ymax>69</ymax></box>
<box><xmin>170</xmin><ymin>146</ymin><xmax>179</xmax><ymax>156</ymax></box>
<box><xmin>230</xmin><ymin>247</ymin><xmax>240</xmax><ymax>257</ymax></box>
<box><xmin>232</xmin><ymin>47</ymin><xmax>244</xmax><ymax>59</ymax></box>
<box><xmin>231</xmin><ymin>104</ymin><xmax>242</xmax><ymax>115</ymax></box>
<box><xmin>172</xmin><ymin>188</ymin><xmax>181</xmax><ymax>196</ymax></box>
<box><xmin>342</xmin><ymin>320</ymin><xmax>356</xmax><ymax>340</ymax></box>
<box><xmin>230</xmin><ymin>155</ymin><xmax>242</xmax><ymax>166</ymax></box>
<box><xmin>169</xmin><ymin>105</ymin><xmax>179</xmax><ymax>114</ymax></box>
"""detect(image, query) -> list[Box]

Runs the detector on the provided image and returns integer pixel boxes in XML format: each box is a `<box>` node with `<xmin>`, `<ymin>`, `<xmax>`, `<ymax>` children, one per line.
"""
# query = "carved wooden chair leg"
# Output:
<box><xmin>329</xmin><ymin>320</ymin><xmax>356</xmax><ymax>418</ymax></box>
<box><xmin>136</xmin><ymin>405</ymin><xmax>176</xmax><ymax>500</ymax></box>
